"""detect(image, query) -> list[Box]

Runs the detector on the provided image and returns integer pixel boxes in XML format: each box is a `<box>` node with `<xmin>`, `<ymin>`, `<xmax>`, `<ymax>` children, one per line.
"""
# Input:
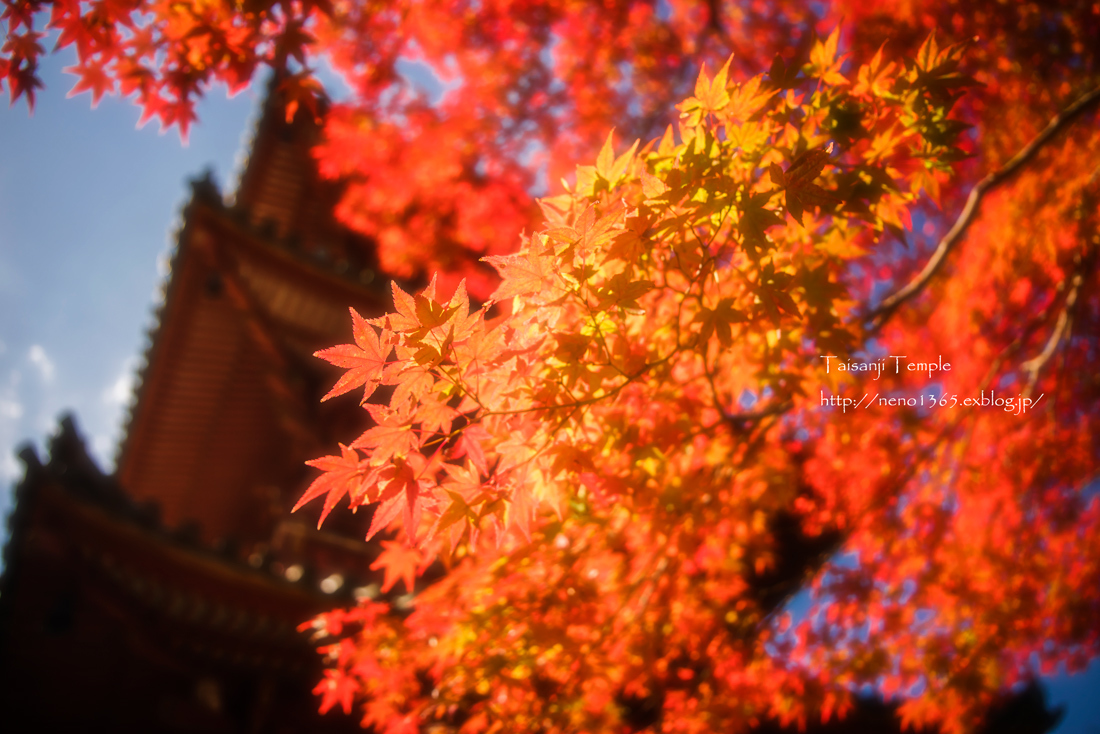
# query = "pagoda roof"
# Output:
<box><xmin>113</xmin><ymin>84</ymin><xmax>392</xmax><ymax>546</ymax></box>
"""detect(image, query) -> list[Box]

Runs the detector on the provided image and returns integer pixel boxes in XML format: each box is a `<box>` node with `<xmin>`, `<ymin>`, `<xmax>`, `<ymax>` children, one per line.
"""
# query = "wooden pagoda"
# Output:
<box><xmin>0</xmin><ymin>85</ymin><xmax>392</xmax><ymax>732</ymax></box>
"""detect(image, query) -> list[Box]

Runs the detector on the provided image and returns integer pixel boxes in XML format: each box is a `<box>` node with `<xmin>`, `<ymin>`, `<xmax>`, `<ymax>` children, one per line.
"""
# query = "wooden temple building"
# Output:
<box><xmin>0</xmin><ymin>88</ymin><xmax>391</xmax><ymax>732</ymax></box>
<box><xmin>0</xmin><ymin>86</ymin><xmax>1069</xmax><ymax>733</ymax></box>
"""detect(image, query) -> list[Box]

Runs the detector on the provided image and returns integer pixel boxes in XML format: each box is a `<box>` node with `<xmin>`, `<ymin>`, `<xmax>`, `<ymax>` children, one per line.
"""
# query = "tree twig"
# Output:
<box><xmin>867</xmin><ymin>84</ymin><xmax>1100</xmax><ymax>331</ymax></box>
<box><xmin>1022</xmin><ymin>264</ymin><xmax>1084</xmax><ymax>399</ymax></box>
<box><xmin>1021</xmin><ymin>163</ymin><xmax>1100</xmax><ymax>398</ymax></box>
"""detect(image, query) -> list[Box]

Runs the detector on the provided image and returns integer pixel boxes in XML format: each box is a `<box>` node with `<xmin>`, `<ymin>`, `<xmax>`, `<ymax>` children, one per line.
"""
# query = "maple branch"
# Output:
<box><xmin>700</xmin><ymin>350</ymin><xmax>793</xmax><ymax>431</ymax></box>
<box><xmin>1021</xmin><ymin>165</ymin><xmax>1100</xmax><ymax>398</ymax></box>
<box><xmin>1021</xmin><ymin>269</ymin><xmax>1082</xmax><ymax>399</ymax></box>
<box><xmin>634</xmin><ymin>556</ymin><xmax>670</xmax><ymax>620</ymax></box>
<box><xmin>867</xmin><ymin>84</ymin><xmax>1100</xmax><ymax>330</ymax></box>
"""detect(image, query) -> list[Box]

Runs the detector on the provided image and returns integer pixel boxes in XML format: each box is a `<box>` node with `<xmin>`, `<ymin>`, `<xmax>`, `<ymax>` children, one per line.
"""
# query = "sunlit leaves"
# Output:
<box><xmin>14</xmin><ymin>1</ymin><xmax>1098</xmax><ymax>731</ymax></box>
<box><xmin>315</xmin><ymin>308</ymin><xmax>392</xmax><ymax>403</ymax></box>
<box><xmin>482</xmin><ymin>246</ymin><xmax>563</xmax><ymax>303</ymax></box>
<box><xmin>2</xmin><ymin>0</ymin><xmax>322</xmax><ymax>136</ymax></box>
<box><xmin>283</xmin><ymin>29</ymin><xmax>1078</xmax><ymax>734</ymax></box>
<box><xmin>769</xmin><ymin>145</ymin><xmax>840</xmax><ymax>226</ymax></box>
<box><xmin>593</xmin><ymin>130</ymin><xmax>640</xmax><ymax>189</ymax></box>
<box><xmin>809</xmin><ymin>27</ymin><xmax>849</xmax><ymax>87</ymax></box>
<box><xmin>371</xmin><ymin>540</ymin><xmax>424</xmax><ymax>594</ymax></box>
<box><xmin>297</xmin><ymin>444</ymin><xmax>371</xmax><ymax>528</ymax></box>
<box><xmin>679</xmin><ymin>56</ymin><xmax>733</xmax><ymax>125</ymax></box>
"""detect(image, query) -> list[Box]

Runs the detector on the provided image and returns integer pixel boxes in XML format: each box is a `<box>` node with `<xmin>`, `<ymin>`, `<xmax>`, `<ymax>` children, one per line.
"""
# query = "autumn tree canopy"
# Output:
<box><xmin>5</xmin><ymin>1</ymin><xmax>1099</xmax><ymax>732</ymax></box>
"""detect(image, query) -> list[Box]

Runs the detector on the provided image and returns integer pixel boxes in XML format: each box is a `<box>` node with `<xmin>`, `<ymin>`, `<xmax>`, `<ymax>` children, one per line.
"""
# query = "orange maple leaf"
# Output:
<box><xmin>353</xmin><ymin>403</ymin><xmax>420</xmax><ymax>465</ymax></box>
<box><xmin>482</xmin><ymin>247</ymin><xmax>562</xmax><ymax>302</ymax></box>
<box><xmin>370</xmin><ymin>281</ymin><xmax>422</xmax><ymax>333</ymax></box>
<box><xmin>297</xmin><ymin>443</ymin><xmax>368</xmax><ymax>528</ymax></box>
<box><xmin>371</xmin><ymin>540</ymin><xmax>424</xmax><ymax>593</ymax></box>
<box><xmin>314</xmin><ymin>308</ymin><xmax>391</xmax><ymax>402</ymax></box>
<box><xmin>366</xmin><ymin>455</ymin><xmax>429</xmax><ymax>542</ymax></box>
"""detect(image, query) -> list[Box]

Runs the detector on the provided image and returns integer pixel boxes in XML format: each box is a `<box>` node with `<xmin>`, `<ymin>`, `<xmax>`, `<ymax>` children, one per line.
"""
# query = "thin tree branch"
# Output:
<box><xmin>868</xmin><ymin>84</ymin><xmax>1100</xmax><ymax>331</ymax></box>
<box><xmin>1022</xmin><ymin>265</ymin><xmax>1083</xmax><ymax>399</ymax></box>
<box><xmin>1021</xmin><ymin>162</ymin><xmax>1100</xmax><ymax>398</ymax></box>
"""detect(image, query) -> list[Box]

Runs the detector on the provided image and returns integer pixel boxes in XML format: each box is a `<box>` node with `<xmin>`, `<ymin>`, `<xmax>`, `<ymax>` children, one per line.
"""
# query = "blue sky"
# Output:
<box><xmin>0</xmin><ymin>51</ymin><xmax>258</xmax><ymax>493</ymax></box>
<box><xmin>1</xmin><ymin>45</ymin><xmax>1098</xmax><ymax>733</ymax></box>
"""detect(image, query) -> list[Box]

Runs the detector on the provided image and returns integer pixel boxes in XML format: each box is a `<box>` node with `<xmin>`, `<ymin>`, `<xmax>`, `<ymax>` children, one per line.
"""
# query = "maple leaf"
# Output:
<box><xmin>415</xmin><ymin>393</ymin><xmax>458</xmax><ymax>435</ymax></box>
<box><xmin>678</xmin><ymin>56</ymin><xmax>733</xmax><ymax>125</ymax></box>
<box><xmin>413</xmin><ymin>274</ymin><xmax>459</xmax><ymax>334</ymax></box>
<box><xmin>371</xmin><ymin>281</ymin><xmax>422</xmax><ymax>333</ymax></box>
<box><xmin>64</xmin><ymin>59</ymin><xmax>116</xmax><ymax>107</ymax></box>
<box><xmin>809</xmin><ymin>26</ymin><xmax>849</xmax><ymax>86</ymax></box>
<box><xmin>116</xmin><ymin>56</ymin><xmax>155</xmax><ymax>98</ymax></box>
<box><xmin>0</xmin><ymin>1</ymin><xmax>36</xmax><ymax>31</ymax></box>
<box><xmin>314</xmin><ymin>669</ymin><xmax>358</xmax><ymax>716</ymax></box>
<box><xmin>595</xmin><ymin>270</ymin><xmax>653</xmax><ymax>312</ymax></box>
<box><xmin>694</xmin><ymin>297</ymin><xmax>745</xmax><ymax>348</ymax></box>
<box><xmin>354</xmin><ymin>403</ymin><xmax>420</xmax><ymax>466</ymax></box>
<box><xmin>639</xmin><ymin>170</ymin><xmax>669</xmax><ymax>201</ymax></box>
<box><xmin>725</xmin><ymin>75</ymin><xmax>777</xmax><ymax>123</ymax></box>
<box><xmin>371</xmin><ymin>540</ymin><xmax>423</xmax><ymax>593</ymax></box>
<box><xmin>769</xmin><ymin>145</ymin><xmax>840</xmax><ymax>225</ymax></box>
<box><xmin>558</xmin><ymin>201</ymin><xmax>628</xmax><ymax>269</ymax></box>
<box><xmin>506</xmin><ymin>479</ymin><xmax>538</xmax><ymax>542</ymax></box>
<box><xmin>429</xmin><ymin>461</ymin><xmax>485</xmax><ymax>544</ymax></box>
<box><xmin>385</xmin><ymin>357</ymin><xmax>437</xmax><ymax>408</ymax></box>
<box><xmin>279</xmin><ymin>19</ymin><xmax>316</xmax><ymax>68</ymax></box>
<box><xmin>914</xmin><ymin>31</ymin><xmax>942</xmax><ymax>74</ymax></box>
<box><xmin>314</xmin><ymin>308</ymin><xmax>391</xmax><ymax>403</ymax></box>
<box><xmin>593</xmin><ymin>129</ymin><xmax>639</xmax><ymax>187</ymax></box>
<box><xmin>739</xmin><ymin>190</ymin><xmax>784</xmax><ymax>258</ymax></box>
<box><xmin>3</xmin><ymin>29</ymin><xmax>44</xmax><ymax>62</ymax></box>
<box><xmin>442</xmin><ymin>278</ymin><xmax>475</xmax><ymax>341</ymax></box>
<box><xmin>365</xmin><ymin>493</ymin><xmax>405</xmax><ymax>543</ymax></box>
<box><xmin>366</xmin><ymin>455</ymin><xmax>430</xmax><ymax>542</ymax></box>
<box><xmin>135</xmin><ymin>90</ymin><xmax>170</xmax><ymax>129</ymax></box>
<box><xmin>482</xmin><ymin>246</ymin><xmax>563</xmax><ymax>303</ymax></box>
<box><xmin>451</xmin><ymin>423</ymin><xmax>491</xmax><ymax>474</ymax></box>
<box><xmin>297</xmin><ymin>444</ymin><xmax>368</xmax><ymax>528</ymax></box>
<box><xmin>158</xmin><ymin>98</ymin><xmax>198</xmax><ymax>143</ymax></box>
<box><xmin>279</xmin><ymin>70</ymin><xmax>324</xmax><ymax>123</ymax></box>
<box><xmin>604</xmin><ymin>208</ymin><xmax>653</xmax><ymax>263</ymax></box>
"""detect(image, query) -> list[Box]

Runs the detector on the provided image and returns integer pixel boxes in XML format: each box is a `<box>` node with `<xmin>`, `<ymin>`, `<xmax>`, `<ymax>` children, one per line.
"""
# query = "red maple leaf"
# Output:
<box><xmin>65</xmin><ymin>59</ymin><xmax>116</xmax><ymax>107</ymax></box>
<box><xmin>364</xmin><ymin>492</ymin><xmax>405</xmax><ymax>543</ymax></box>
<box><xmin>313</xmin><ymin>669</ymin><xmax>357</xmax><ymax>715</ymax></box>
<box><xmin>157</xmin><ymin>98</ymin><xmax>198</xmax><ymax>142</ymax></box>
<box><xmin>427</xmin><ymin>460</ymin><xmax>484</xmax><ymax>545</ymax></box>
<box><xmin>353</xmin><ymin>403</ymin><xmax>420</xmax><ymax>466</ymax></box>
<box><xmin>314</xmin><ymin>308</ymin><xmax>391</xmax><ymax>402</ymax></box>
<box><xmin>366</xmin><ymin>452</ymin><xmax>441</xmax><ymax>542</ymax></box>
<box><xmin>296</xmin><ymin>443</ymin><xmax>367</xmax><ymax>527</ymax></box>
<box><xmin>451</xmin><ymin>423</ymin><xmax>491</xmax><ymax>475</ymax></box>
<box><xmin>370</xmin><ymin>540</ymin><xmax>423</xmax><ymax>593</ymax></box>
